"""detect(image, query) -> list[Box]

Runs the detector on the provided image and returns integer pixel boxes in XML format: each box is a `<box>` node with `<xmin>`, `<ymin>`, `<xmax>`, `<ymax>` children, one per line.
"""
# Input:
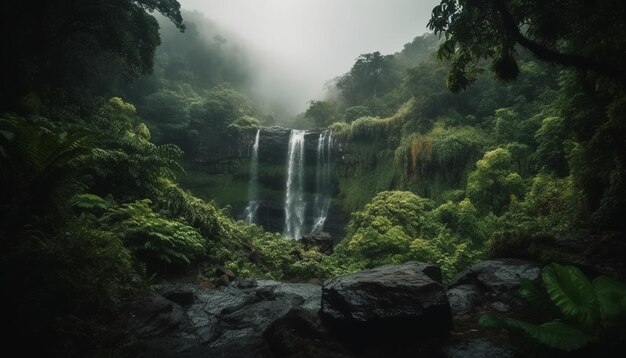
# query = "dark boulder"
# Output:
<box><xmin>128</xmin><ymin>293</ymin><xmax>191</xmax><ymax>338</ymax></box>
<box><xmin>301</xmin><ymin>232</ymin><xmax>334</xmax><ymax>254</ymax></box>
<box><xmin>448</xmin><ymin>259</ymin><xmax>541</xmax><ymax>315</ymax></box>
<box><xmin>265</xmin><ymin>309</ymin><xmax>356</xmax><ymax>358</ymax></box>
<box><xmin>445</xmin><ymin>258</ymin><xmax>543</xmax><ymax>337</ymax></box>
<box><xmin>321</xmin><ymin>261</ymin><xmax>452</xmax><ymax>341</ymax></box>
<box><xmin>157</xmin><ymin>282</ymin><xmax>196</xmax><ymax>306</ymax></box>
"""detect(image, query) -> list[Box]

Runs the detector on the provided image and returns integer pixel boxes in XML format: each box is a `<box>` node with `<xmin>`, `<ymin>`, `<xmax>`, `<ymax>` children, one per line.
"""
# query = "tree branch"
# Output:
<box><xmin>493</xmin><ymin>0</ymin><xmax>626</xmax><ymax>86</ymax></box>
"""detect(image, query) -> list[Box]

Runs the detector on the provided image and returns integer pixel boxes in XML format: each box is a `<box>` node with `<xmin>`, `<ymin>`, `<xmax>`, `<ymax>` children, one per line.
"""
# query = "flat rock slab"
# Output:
<box><xmin>131</xmin><ymin>279</ymin><xmax>322</xmax><ymax>357</ymax></box>
<box><xmin>447</xmin><ymin>259</ymin><xmax>541</xmax><ymax>315</ymax></box>
<box><xmin>441</xmin><ymin>339</ymin><xmax>515</xmax><ymax>358</ymax></box>
<box><xmin>321</xmin><ymin>261</ymin><xmax>452</xmax><ymax>340</ymax></box>
<box><xmin>450</xmin><ymin>259</ymin><xmax>541</xmax><ymax>295</ymax></box>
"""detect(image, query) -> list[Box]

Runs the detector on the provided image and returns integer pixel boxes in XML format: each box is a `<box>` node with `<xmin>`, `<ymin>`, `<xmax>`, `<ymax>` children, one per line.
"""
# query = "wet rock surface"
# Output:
<box><xmin>447</xmin><ymin>284</ymin><xmax>481</xmax><ymax>315</ymax></box>
<box><xmin>441</xmin><ymin>339</ymin><xmax>516</xmax><ymax>358</ymax></box>
<box><xmin>442</xmin><ymin>258</ymin><xmax>543</xmax><ymax>358</ymax></box>
<box><xmin>257</xmin><ymin>126</ymin><xmax>292</xmax><ymax>165</ymax></box>
<box><xmin>129</xmin><ymin>280</ymin><xmax>322</xmax><ymax>358</ymax></box>
<box><xmin>321</xmin><ymin>261</ymin><xmax>452</xmax><ymax>341</ymax></box>
<box><xmin>130</xmin><ymin>260</ymin><xmax>539</xmax><ymax>357</ymax></box>
<box><xmin>447</xmin><ymin>258</ymin><xmax>541</xmax><ymax>315</ymax></box>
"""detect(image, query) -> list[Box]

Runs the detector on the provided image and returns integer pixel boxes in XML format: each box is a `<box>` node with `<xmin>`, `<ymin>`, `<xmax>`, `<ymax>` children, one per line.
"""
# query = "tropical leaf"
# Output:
<box><xmin>543</xmin><ymin>263</ymin><xmax>599</xmax><ymax>326</ymax></box>
<box><xmin>480</xmin><ymin>313</ymin><xmax>595</xmax><ymax>351</ymax></box>
<box><xmin>593</xmin><ymin>276</ymin><xmax>626</xmax><ymax>322</ymax></box>
<box><xmin>520</xmin><ymin>277</ymin><xmax>553</xmax><ymax>311</ymax></box>
<box><xmin>0</xmin><ymin>128</ymin><xmax>15</xmax><ymax>141</ymax></box>
<box><xmin>511</xmin><ymin>319</ymin><xmax>595</xmax><ymax>352</ymax></box>
<box><xmin>478</xmin><ymin>312</ymin><xmax>506</xmax><ymax>328</ymax></box>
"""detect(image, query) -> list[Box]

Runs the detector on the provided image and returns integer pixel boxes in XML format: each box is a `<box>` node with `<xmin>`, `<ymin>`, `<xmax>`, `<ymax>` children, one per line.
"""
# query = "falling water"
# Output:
<box><xmin>243</xmin><ymin>128</ymin><xmax>260</xmax><ymax>224</ymax></box>
<box><xmin>311</xmin><ymin>130</ymin><xmax>332</xmax><ymax>234</ymax></box>
<box><xmin>283</xmin><ymin>130</ymin><xmax>306</xmax><ymax>239</ymax></box>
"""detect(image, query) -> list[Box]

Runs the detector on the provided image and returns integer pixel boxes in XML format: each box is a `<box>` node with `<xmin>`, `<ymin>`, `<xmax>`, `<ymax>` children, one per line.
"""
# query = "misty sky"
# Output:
<box><xmin>178</xmin><ymin>0</ymin><xmax>440</xmax><ymax>112</ymax></box>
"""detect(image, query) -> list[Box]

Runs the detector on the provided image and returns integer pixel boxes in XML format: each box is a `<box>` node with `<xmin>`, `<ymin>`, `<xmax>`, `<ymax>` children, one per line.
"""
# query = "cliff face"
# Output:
<box><xmin>181</xmin><ymin>126</ymin><xmax>348</xmax><ymax>239</ymax></box>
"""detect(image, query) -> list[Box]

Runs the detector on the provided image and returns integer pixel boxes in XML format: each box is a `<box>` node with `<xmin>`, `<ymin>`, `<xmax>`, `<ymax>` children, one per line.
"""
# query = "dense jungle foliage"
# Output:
<box><xmin>0</xmin><ymin>0</ymin><xmax>624</xmax><ymax>356</ymax></box>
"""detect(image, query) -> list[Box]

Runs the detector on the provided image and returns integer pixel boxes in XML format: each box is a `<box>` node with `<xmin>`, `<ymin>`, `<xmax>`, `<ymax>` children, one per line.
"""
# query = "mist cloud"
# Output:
<box><xmin>178</xmin><ymin>0</ymin><xmax>440</xmax><ymax>113</ymax></box>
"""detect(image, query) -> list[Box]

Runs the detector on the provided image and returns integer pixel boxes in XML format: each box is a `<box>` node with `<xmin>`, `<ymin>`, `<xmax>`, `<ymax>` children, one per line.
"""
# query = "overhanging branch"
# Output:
<box><xmin>493</xmin><ymin>0</ymin><xmax>626</xmax><ymax>86</ymax></box>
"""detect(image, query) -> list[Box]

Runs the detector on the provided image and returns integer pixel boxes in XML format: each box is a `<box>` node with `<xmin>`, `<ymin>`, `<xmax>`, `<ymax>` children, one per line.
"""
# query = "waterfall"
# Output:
<box><xmin>283</xmin><ymin>130</ymin><xmax>306</xmax><ymax>239</ymax></box>
<box><xmin>311</xmin><ymin>130</ymin><xmax>332</xmax><ymax>234</ymax></box>
<box><xmin>243</xmin><ymin>128</ymin><xmax>260</xmax><ymax>224</ymax></box>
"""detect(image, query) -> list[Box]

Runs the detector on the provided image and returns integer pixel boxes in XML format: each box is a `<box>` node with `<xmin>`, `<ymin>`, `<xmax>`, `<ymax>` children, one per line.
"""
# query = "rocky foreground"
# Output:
<box><xmin>128</xmin><ymin>259</ymin><xmax>542</xmax><ymax>357</ymax></box>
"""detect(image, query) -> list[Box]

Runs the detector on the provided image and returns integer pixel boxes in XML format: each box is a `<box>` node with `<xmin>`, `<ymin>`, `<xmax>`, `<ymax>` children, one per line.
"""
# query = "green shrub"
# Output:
<box><xmin>344</xmin><ymin>105</ymin><xmax>372</xmax><ymax>123</ymax></box>
<box><xmin>521</xmin><ymin>174</ymin><xmax>583</xmax><ymax>234</ymax></box>
<box><xmin>2</xmin><ymin>215</ymin><xmax>139</xmax><ymax>357</ymax></box>
<box><xmin>467</xmin><ymin>148</ymin><xmax>526</xmax><ymax>214</ymax></box>
<box><xmin>335</xmin><ymin>191</ymin><xmax>482</xmax><ymax>281</ymax></box>
<box><xmin>224</xmin><ymin>223</ymin><xmax>330</xmax><ymax>281</ymax></box>
<box><xmin>393</xmin><ymin>124</ymin><xmax>488</xmax><ymax>201</ymax></box>
<box><xmin>346</xmin><ymin>191</ymin><xmax>438</xmax><ymax>238</ymax></box>
<box><xmin>347</xmin><ymin>216</ymin><xmax>413</xmax><ymax>267</ymax></box>
<box><xmin>434</xmin><ymin>198</ymin><xmax>487</xmax><ymax>244</ymax></box>
<box><xmin>410</xmin><ymin>231</ymin><xmax>483</xmax><ymax>281</ymax></box>
<box><xmin>113</xmin><ymin>199</ymin><xmax>205</xmax><ymax>267</ymax></box>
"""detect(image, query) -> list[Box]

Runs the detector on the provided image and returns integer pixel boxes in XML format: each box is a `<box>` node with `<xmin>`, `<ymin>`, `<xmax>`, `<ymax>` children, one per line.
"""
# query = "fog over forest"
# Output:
<box><xmin>179</xmin><ymin>0</ymin><xmax>439</xmax><ymax>112</ymax></box>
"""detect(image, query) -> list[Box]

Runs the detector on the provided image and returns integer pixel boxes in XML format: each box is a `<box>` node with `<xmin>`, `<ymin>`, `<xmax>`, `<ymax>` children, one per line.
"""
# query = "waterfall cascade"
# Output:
<box><xmin>243</xmin><ymin>129</ymin><xmax>260</xmax><ymax>224</ymax></box>
<box><xmin>242</xmin><ymin>127</ymin><xmax>334</xmax><ymax>239</ymax></box>
<box><xmin>283</xmin><ymin>130</ymin><xmax>306</xmax><ymax>239</ymax></box>
<box><xmin>311</xmin><ymin>130</ymin><xmax>332</xmax><ymax>234</ymax></box>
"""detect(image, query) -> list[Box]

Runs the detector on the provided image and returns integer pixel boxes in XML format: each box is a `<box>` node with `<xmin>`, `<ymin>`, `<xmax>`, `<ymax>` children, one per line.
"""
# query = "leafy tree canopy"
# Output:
<box><xmin>0</xmin><ymin>0</ymin><xmax>185</xmax><ymax>109</ymax></box>
<box><xmin>429</xmin><ymin>0</ymin><xmax>626</xmax><ymax>91</ymax></box>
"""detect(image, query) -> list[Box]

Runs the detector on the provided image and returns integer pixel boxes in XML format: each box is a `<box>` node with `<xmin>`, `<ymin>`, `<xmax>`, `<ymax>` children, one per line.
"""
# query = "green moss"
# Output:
<box><xmin>337</xmin><ymin>149</ymin><xmax>398</xmax><ymax>212</ymax></box>
<box><xmin>180</xmin><ymin>170</ymin><xmax>248</xmax><ymax>206</ymax></box>
<box><xmin>393</xmin><ymin>124</ymin><xmax>489</xmax><ymax>202</ymax></box>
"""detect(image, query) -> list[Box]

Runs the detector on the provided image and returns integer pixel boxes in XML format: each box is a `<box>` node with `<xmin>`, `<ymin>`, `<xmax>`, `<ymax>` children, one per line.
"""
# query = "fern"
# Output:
<box><xmin>113</xmin><ymin>200</ymin><xmax>205</xmax><ymax>267</ymax></box>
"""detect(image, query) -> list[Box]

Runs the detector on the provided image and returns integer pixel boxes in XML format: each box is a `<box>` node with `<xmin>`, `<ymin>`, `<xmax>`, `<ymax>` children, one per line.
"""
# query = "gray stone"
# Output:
<box><xmin>442</xmin><ymin>339</ymin><xmax>515</xmax><ymax>358</ymax></box>
<box><xmin>450</xmin><ymin>259</ymin><xmax>541</xmax><ymax>300</ymax></box>
<box><xmin>218</xmin><ymin>297</ymin><xmax>300</xmax><ymax>332</ymax></box>
<box><xmin>131</xmin><ymin>280</ymin><xmax>324</xmax><ymax>357</ymax></box>
<box><xmin>202</xmin><ymin>285</ymin><xmax>251</xmax><ymax>315</ymax></box>
<box><xmin>491</xmin><ymin>301</ymin><xmax>511</xmax><ymax>312</ymax></box>
<box><xmin>447</xmin><ymin>284</ymin><xmax>481</xmax><ymax>315</ymax></box>
<box><xmin>257</xmin><ymin>280</ymin><xmax>322</xmax><ymax>311</ymax></box>
<box><xmin>321</xmin><ymin>261</ymin><xmax>452</xmax><ymax>339</ymax></box>
<box><xmin>234</xmin><ymin>277</ymin><xmax>258</xmax><ymax>289</ymax></box>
